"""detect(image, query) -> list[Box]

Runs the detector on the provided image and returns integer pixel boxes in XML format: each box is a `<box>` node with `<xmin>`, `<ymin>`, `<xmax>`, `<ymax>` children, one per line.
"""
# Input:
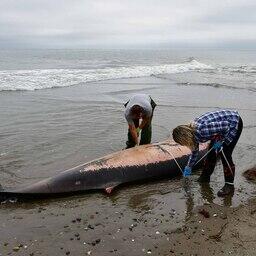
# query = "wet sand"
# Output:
<box><xmin>0</xmin><ymin>76</ymin><xmax>256</xmax><ymax>255</ymax></box>
<box><xmin>1</xmin><ymin>179</ymin><xmax>256</xmax><ymax>256</ymax></box>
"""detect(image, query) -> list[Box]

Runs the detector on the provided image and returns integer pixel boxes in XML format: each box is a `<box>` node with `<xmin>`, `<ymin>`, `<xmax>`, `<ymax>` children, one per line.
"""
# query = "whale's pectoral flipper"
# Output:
<box><xmin>104</xmin><ymin>181</ymin><xmax>122</xmax><ymax>194</ymax></box>
<box><xmin>105</xmin><ymin>187</ymin><xmax>114</xmax><ymax>194</ymax></box>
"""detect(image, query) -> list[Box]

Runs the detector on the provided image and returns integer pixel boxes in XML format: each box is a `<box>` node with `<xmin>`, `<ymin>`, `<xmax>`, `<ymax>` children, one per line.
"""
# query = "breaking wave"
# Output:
<box><xmin>0</xmin><ymin>59</ymin><xmax>212</xmax><ymax>91</ymax></box>
<box><xmin>220</xmin><ymin>65</ymin><xmax>256</xmax><ymax>74</ymax></box>
<box><xmin>177</xmin><ymin>82</ymin><xmax>256</xmax><ymax>92</ymax></box>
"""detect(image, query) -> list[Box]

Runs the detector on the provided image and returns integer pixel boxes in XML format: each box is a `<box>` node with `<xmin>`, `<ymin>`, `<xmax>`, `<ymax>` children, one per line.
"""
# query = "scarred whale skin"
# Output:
<box><xmin>0</xmin><ymin>140</ymin><xmax>208</xmax><ymax>201</ymax></box>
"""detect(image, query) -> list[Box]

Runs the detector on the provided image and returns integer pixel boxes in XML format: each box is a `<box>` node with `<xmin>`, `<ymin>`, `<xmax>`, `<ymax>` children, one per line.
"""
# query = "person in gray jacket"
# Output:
<box><xmin>124</xmin><ymin>94</ymin><xmax>156</xmax><ymax>148</ymax></box>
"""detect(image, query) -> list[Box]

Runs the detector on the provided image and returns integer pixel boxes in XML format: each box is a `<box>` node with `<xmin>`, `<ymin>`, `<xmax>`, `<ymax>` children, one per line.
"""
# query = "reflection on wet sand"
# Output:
<box><xmin>199</xmin><ymin>182</ymin><xmax>215</xmax><ymax>204</ymax></box>
<box><xmin>127</xmin><ymin>189</ymin><xmax>159</xmax><ymax>211</ymax></box>
<box><xmin>183</xmin><ymin>175</ymin><xmax>236</xmax><ymax>220</ymax></box>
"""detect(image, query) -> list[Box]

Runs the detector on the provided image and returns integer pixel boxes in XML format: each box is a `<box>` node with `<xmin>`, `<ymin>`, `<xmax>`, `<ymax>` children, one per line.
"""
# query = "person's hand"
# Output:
<box><xmin>183</xmin><ymin>166</ymin><xmax>192</xmax><ymax>177</ymax></box>
<box><xmin>213</xmin><ymin>141</ymin><xmax>223</xmax><ymax>151</ymax></box>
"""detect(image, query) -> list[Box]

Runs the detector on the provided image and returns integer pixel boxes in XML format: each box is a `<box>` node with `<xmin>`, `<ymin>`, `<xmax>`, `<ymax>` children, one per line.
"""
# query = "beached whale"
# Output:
<box><xmin>0</xmin><ymin>140</ymin><xmax>207</xmax><ymax>202</ymax></box>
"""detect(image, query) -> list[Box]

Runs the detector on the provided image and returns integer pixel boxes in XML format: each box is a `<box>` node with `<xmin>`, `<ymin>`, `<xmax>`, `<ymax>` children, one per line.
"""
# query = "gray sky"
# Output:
<box><xmin>0</xmin><ymin>0</ymin><xmax>255</xmax><ymax>48</ymax></box>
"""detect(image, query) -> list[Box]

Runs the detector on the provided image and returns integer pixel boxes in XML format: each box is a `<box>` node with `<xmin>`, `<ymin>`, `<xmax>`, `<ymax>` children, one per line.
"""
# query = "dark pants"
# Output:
<box><xmin>125</xmin><ymin>98</ymin><xmax>156</xmax><ymax>149</ymax></box>
<box><xmin>201</xmin><ymin>117</ymin><xmax>243</xmax><ymax>183</ymax></box>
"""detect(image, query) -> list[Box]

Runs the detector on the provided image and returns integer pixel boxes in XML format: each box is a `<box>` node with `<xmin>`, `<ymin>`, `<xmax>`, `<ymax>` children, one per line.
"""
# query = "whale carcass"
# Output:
<box><xmin>0</xmin><ymin>140</ymin><xmax>208</xmax><ymax>201</ymax></box>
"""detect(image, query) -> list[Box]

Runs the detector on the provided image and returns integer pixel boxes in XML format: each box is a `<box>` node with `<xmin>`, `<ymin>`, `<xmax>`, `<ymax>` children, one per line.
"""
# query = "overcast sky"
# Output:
<box><xmin>0</xmin><ymin>0</ymin><xmax>255</xmax><ymax>49</ymax></box>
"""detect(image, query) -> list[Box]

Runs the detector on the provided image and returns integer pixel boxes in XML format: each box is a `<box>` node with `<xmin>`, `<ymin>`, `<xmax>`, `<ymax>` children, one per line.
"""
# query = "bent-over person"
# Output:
<box><xmin>124</xmin><ymin>94</ymin><xmax>156</xmax><ymax>148</ymax></box>
<box><xmin>172</xmin><ymin>109</ymin><xmax>243</xmax><ymax>197</ymax></box>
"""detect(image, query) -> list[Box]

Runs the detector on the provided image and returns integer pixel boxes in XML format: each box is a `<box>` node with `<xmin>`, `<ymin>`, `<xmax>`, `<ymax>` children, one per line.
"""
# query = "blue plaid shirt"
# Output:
<box><xmin>187</xmin><ymin>110</ymin><xmax>240</xmax><ymax>167</ymax></box>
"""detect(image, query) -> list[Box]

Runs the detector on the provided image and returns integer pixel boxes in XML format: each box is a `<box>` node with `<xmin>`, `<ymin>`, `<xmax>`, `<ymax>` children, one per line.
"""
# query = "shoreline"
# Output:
<box><xmin>0</xmin><ymin>73</ymin><xmax>255</xmax><ymax>255</ymax></box>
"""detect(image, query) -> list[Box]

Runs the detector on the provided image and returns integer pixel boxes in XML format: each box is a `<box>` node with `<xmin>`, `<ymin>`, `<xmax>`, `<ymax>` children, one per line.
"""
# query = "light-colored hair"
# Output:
<box><xmin>172</xmin><ymin>123</ymin><xmax>196</xmax><ymax>150</ymax></box>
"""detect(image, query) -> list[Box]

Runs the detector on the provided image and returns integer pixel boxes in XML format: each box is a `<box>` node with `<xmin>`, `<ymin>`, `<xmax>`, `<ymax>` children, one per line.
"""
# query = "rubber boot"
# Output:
<box><xmin>217</xmin><ymin>184</ymin><xmax>234</xmax><ymax>197</ymax></box>
<box><xmin>140</xmin><ymin>123</ymin><xmax>152</xmax><ymax>145</ymax></box>
<box><xmin>217</xmin><ymin>165</ymin><xmax>235</xmax><ymax>197</ymax></box>
<box><xmin>125</xmin><ymin>119</ymin><xmax>139</xmax><ymax>149</ymax></box>
<box><xmin>223</xmin><ymin>165</ymin><xmax>235</xmax><ymax>184</ymax></box>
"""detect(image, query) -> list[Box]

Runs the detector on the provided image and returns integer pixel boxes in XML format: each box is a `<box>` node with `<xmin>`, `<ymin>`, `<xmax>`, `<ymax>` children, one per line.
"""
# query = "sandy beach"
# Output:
<box><xmin>0</xmin><ymin>175</ymin><xmax>256</xmax><ymax>256</ymax></box>
<box><xmin>0</xmin><ymin>71</ymin><xmax>256</xmax><ymax>255</ymax></box>
<box><xmin>0</xmin><ymin>0</ymin><xmax>256</xmax><ymax>253</ymax></box>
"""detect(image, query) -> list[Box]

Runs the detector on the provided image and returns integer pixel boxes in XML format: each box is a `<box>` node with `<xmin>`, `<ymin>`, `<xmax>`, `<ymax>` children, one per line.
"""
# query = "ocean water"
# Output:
<box><xmin>0</xmin><ymin>49</ymin><xmax>255</xmax><ymax>91</ymax></box>
<box><xmin>0</xmin><ymin>48</ymin><xmax>255</xmax><ymax>207</ymax></box>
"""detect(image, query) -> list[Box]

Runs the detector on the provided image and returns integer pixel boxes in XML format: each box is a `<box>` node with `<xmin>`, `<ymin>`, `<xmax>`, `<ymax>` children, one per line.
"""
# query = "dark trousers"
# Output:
<box><xmin>125</xmin><ymin>98</ymin><xmax>156</xmax><ymax>149</ymax></box>
<box><xmin>202</xmin><ymin>117</ymin><xmax>243</xmax><ymax>183</ymax></box>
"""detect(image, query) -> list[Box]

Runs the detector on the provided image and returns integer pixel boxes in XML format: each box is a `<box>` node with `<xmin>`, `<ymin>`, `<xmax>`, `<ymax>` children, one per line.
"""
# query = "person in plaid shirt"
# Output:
<box><xmin>172</xmin><ymin>110</ymin><xmax>243</xmax><ymax>197</ymax></box>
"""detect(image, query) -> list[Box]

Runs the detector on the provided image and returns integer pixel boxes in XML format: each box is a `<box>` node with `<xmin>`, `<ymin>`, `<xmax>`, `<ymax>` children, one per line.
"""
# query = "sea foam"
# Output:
<box><xmin>0</xmin><ymin>59</ymin><xmax>213</xmax><ymax>91</ymax></box>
